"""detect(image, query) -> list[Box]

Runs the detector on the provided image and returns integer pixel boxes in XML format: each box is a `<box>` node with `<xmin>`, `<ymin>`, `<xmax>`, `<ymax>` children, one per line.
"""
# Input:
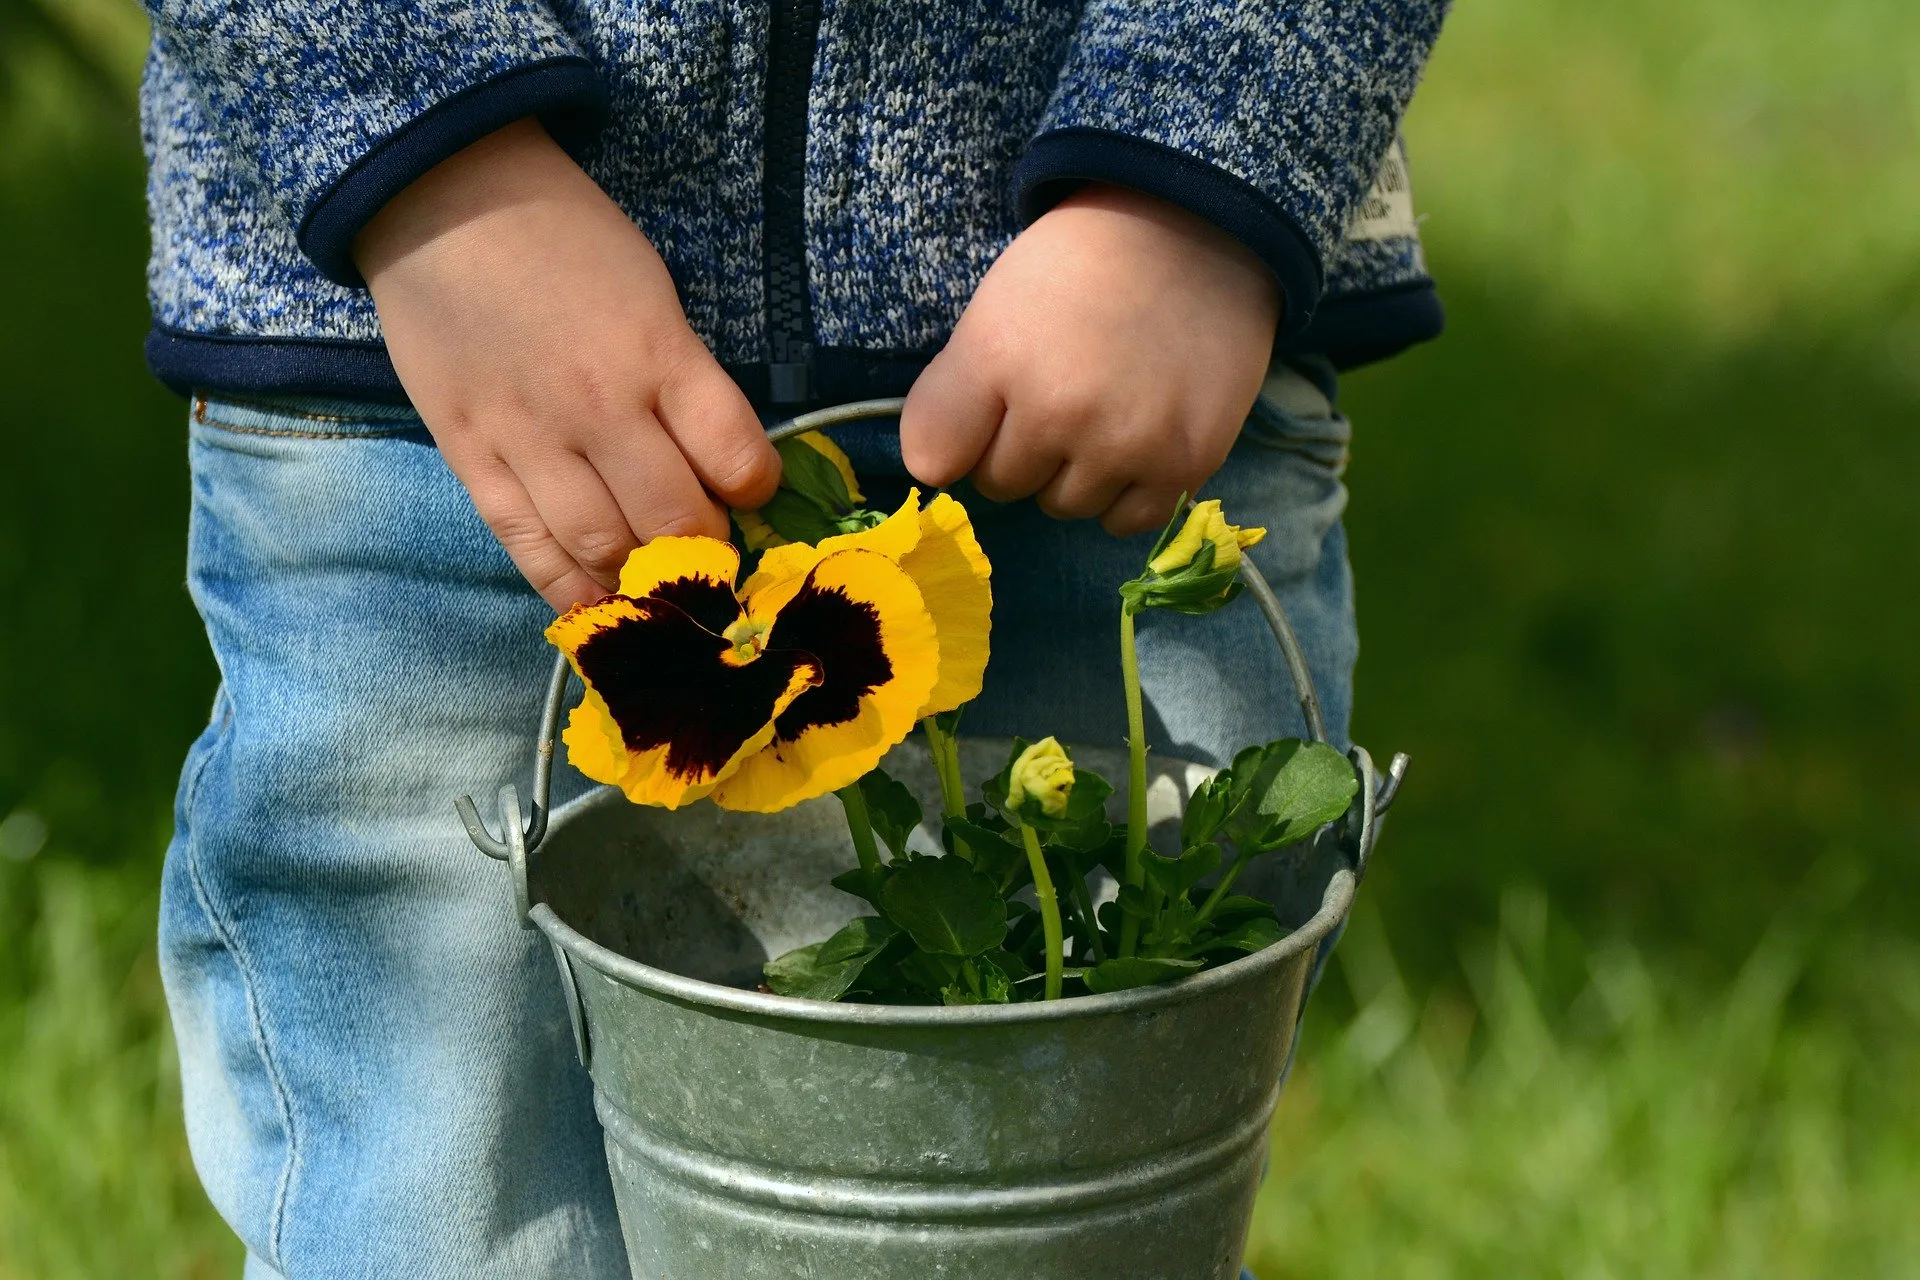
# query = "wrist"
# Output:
<box><xmin>352</xmin><ymin>117</ymin><xmax>581</xmax><ymax>285</ymax></box>
<box><xmin>1048</xmin><ymin>182</ymin><xmax>1281</xmax><ymax>334</ymax></box>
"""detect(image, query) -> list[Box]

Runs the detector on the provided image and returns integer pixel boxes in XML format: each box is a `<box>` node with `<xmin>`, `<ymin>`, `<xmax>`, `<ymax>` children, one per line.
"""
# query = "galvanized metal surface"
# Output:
<box><xmin>454</xmin><ymin>398</ymin><xmax>1410</xmax><ymax>1279</ymax></box>
<box><xmin>527</xmin><ymin>742</ymin><xmax>1353</xmax><ymax>1279</ymax></box>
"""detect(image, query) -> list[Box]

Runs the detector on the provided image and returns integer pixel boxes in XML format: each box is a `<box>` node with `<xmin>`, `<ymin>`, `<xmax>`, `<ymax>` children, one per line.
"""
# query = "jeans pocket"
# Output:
<box><xmin>1240</xmin><ymin>363</ymin><xmax>1352</xmax><ymax>477</ymax></box>
<box><xmin>1213</xmin><ymin>373</ymin><xmax>1353</xmax><ymax>583</ymax></box>
<box><xmin>190</xmin><ymin>392</ymin><xmax>426</xmax><ymax>442</ymax></box>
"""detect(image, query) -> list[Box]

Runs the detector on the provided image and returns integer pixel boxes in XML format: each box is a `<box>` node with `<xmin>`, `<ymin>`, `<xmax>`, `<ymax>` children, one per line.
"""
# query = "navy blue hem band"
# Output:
<box><xmin>145</xmin><ymin>325</ymin><xmax>943</xmax><ymax>413</ymax></box>
<box><xmin>298</xmin><ymin>58</ymin><xmax>610</xmax><ymax>289</ymax></box>
<box><xmin>146</xmin><ymin>326</ymin><xmax>410</xmax><ymax>402</ymax></box>
<box><xmin>1014</xmin><ymin>128</ymin><xmax>1325</xmax><ymax>339</ymax></box>
<box><xmin>1282</xmin><ymin>282</ymin><xmax>1445</xmax><ymax>371</ymax></box>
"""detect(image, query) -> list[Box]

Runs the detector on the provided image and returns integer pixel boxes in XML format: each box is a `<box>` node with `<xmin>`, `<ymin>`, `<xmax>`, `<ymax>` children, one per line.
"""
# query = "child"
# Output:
<box><xmin>142</xmin><ymin>2</ymin><xmax>1447</xmax><ymax>1273</ymax></box>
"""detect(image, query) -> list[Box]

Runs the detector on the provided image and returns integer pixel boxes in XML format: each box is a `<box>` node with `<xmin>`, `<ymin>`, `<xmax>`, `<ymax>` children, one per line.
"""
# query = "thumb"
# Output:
<box><xmin>900</xmin><ymin>340</ymin><xmax>1004</xmax><ymax>489</ymax></box>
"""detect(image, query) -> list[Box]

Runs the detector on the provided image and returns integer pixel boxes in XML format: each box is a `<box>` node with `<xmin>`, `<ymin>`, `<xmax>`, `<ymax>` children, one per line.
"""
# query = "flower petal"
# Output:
<box><xmin>713</xmin><ymin>548</ymin><xmax>939</xmax><ymax>812</ymax></box>
<box><xmin>899</xmin><ymin>492</ymin><xmax>992</xmax><ymax>715</ymax></box>
<box><xmin>548</xmin><ymin>595</ymin><xmax>821</xmax><ymax>809</ymax></box>
<box><xmin>739</xmin><ymin>489</ymin><xmax>924</xmax><ymax>601</ymax></box>
<box><xmin>614</xmin><ymin>536</ymin><xmax>743</xmax><ymax>632</ymax></box>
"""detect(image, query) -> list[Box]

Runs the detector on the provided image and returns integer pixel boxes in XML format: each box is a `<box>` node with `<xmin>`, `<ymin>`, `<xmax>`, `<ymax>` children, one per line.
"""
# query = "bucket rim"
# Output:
<box><xmin>528</xmin><ymin>795</ymin><xmax>1356</xmax><ymax>1027</ymax></box>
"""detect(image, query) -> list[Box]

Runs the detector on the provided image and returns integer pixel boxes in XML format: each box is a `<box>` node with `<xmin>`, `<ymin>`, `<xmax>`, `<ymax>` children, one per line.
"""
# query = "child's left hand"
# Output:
<box><xmin>899</xmin><ymin>183</ymin><xmax>1282</xmax><ymax>537</ymax></box>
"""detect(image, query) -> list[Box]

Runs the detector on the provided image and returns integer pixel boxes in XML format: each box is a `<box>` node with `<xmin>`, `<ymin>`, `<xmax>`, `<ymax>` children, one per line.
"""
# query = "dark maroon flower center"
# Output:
<box><xmin>573</xmin><ymin>586</ymin><xmax>816</xmax><ymax>780</ymax></box>
<box><xmin>766</xmin><ymin>578</ymin><xmax>892</xmax><ymax>743</ymax></box>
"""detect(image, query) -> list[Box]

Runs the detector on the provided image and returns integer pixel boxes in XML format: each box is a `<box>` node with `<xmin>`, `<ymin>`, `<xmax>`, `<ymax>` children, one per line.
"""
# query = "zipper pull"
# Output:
<box><xmin>768</xmin><ymin>331</ymin><xmax>813</xmax><ymax>404</ymax></box>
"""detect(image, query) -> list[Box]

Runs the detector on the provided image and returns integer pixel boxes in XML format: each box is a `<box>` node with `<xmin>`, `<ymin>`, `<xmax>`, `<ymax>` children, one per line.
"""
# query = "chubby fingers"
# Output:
<box><xmin>655</xmin><ymin>351</ymin><xmax>782</xmax><ymax>511</ymax></box>
<box><xmin>899</xmin><ymin>339</ymin><xmax>1004</xmax><ymax>489</ymax></box>
<box><xmin>458</xmin><ymin>453</ymin><xmax>614</xmax><ymax>610</ymax></box>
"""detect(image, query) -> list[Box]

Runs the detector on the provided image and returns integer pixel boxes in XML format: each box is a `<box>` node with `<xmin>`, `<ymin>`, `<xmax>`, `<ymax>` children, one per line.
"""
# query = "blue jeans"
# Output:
<box><xmin>161</xmin><ymin>368</ymin><xmax>1356</xmax><ymax>1278</ymax></box>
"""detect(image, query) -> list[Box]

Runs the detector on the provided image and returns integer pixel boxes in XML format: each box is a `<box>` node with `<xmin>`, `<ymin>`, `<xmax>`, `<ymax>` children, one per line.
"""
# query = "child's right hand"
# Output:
<box><xmin>354</xmin><ymin>120</ymin><xmax>782</xmax><ymax>611</ymax></box>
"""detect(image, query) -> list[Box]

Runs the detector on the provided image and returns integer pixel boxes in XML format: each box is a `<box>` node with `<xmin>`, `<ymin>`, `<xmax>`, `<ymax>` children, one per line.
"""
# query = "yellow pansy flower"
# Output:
<box><xmin>546</xmin><ymin>536</ymin><xmax>938</xmax><ymax>812</ymax></box>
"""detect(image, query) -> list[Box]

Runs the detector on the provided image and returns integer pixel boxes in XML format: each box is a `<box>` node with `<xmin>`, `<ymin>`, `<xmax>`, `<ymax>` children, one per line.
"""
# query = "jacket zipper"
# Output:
<box><xmin>763</xmin><ymin>0</ymin><xmax>822</xmax><ymax>405</ymax></box>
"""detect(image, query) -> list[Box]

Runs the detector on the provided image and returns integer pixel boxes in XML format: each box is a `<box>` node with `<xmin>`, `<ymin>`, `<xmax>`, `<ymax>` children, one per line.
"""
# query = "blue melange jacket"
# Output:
<box><xmin>140</xmin><ymin>0</ymin><xmax>1449</xmax><ymax>409</ymax></box>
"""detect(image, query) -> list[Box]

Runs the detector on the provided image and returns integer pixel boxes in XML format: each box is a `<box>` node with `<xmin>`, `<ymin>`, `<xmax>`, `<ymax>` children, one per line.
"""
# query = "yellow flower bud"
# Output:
<box><xmin>1146</xmin><ymin>500</ymin><xmax>1266</xmax><ymax>577</ymax></box>
<box><xmin>1007</xmin><ymin>736</ymin><xmax>1075</xmax><ymax>819</ymax></box>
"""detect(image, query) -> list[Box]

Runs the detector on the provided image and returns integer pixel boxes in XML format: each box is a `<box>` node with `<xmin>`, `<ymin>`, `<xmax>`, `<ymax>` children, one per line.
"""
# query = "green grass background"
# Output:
<box><xmin>1</xmin><ymin>0</ymin><xmax>1915</xmax><ymax>1274</ymax></box>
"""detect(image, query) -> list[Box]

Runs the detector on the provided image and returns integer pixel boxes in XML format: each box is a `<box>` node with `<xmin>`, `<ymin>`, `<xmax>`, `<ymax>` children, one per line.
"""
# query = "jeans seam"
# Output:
<box><xmin>178</xmin><ymin>694</ymin><xmax>302</xmax><ymax>1271</ymax></box>
<box><xmin>192</xmin><ymin>395</ymin><xmax>421</xmax><ymax>439</ymax></box>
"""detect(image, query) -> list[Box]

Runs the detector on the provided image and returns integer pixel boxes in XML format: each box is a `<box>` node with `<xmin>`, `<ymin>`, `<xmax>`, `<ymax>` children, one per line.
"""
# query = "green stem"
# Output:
<box><xmin>836</xmin><ymin>784</ymin><xmax>884</xmax><ymax>876</ymax></box>
<box><xmin>1019</xmin><ymin>823</ymin><xmax>1065</xmax><ymax>1000</ymax></box>
<box><xmin>923</xmin><ymin>716</ymin><xmax>966</xmax><ymax>819</ymax></box>
<box><xmin>1119</xmin><ymin>605</ymin><xmax>1149</xmax><ymax>959</ymax></box>
<box><xmin>1194</xmin><ymin>847</ymin><xmax>1253</xmax><ymax>925</ymax></box>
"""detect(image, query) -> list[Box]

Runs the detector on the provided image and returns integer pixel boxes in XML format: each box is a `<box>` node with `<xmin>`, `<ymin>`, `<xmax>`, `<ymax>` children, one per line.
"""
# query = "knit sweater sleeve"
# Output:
<box><xmin>141</xmin><ymin>0</ymin><xmax>609</xmax><ymax>288</ymax></box>
<box><xmin>1012</xmin><ymin>0</ymin><xmax>1449</xmax><ymax>337</ymax></box>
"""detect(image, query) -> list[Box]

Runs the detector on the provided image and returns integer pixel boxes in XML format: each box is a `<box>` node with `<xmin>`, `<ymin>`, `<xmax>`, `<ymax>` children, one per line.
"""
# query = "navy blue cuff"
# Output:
<box><xmin>1014</xmin><ymin>128</ymin><xmax>1324</xmax><ymax>339</ymax></box>
<box><xmin>298</xmin><ymin>57</ymin><xmax>610</xmax><ymax>289</ymax></box>
<box><xmin>1281</xmin><ymin>282</ymin><xmax>1445</xmax><ymax>371</ymax></box>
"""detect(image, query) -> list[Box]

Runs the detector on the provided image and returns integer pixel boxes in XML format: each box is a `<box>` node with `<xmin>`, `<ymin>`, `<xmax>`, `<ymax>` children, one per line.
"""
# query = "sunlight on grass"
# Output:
<box><xmin>0</xmin><ymin>860</ymin><xmax>239</xmax><ymax>1280</ymax></box>
<box><xmin>1249</xmin><ymin>886</ymin><xmax>1920</xmax><ymax>1278</ymax></box>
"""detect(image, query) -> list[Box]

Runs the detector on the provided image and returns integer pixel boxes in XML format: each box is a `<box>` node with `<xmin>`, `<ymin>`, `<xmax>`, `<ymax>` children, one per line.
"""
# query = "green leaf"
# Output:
<box><xmin>1221</xmin><ymin>739</ymin><xmax>1358</xmax><ymax>853</ymax></box>
<box><xmin>880</xmin><ymin>855</ymin><xmax>1009</xmax><ymax>957</ymax></box>
<box><xmin>1141</xmin><ymin>495</ymin><xmax>1192</xmax><ymax>567</ymax></box>
<box><xmin>896</xmin><ymin>948</ymin><xmax>961</xmax><ymax>997</ymax></box>
<box><xmin>775</xmin><ymin>434</ymin><xmax>856</xmax><ymax>512</ymax></box>
<box><xmin>1114</xmin><ymin>884</ymin><xmax>1152</xmax><ymax>918</ymax></box>
<box><xmin>858</xmin><ymin>768</ymin><xmax>923</xmax><ymax>860</ymax></box>
<box><xmin>1141</xmin><ymin>844</ymin><xmax>1222</xmax><ymax>900</ymax></box>
<box><xmin>1057</xmin><ymin>766</ymin><xmax>1114</xmax><ymax>824</ymax></box>
<box><xmin>982</xmin><ymin>947</ymin><xmax>1031</xmax><ymax>984</ymax></box>
<box><xmin>932</xmin><ymin>707</ymin><xmax>965</xmax><ymax>735</ymax></box>
<box><xmin>754</xmin><ymin>488</ymin><xmax>842</xmax><ymax>545</ymax></box>
<box><xmin>1195</xmin><ymin>916</ymin><xmax>1288</xmax><ymax>956</ymax></box>
<box><xmin>1082</xmin><ymin>956</ymin><xmax>1205</xmax><ymax>994</ymax></box>
<box><xmin>1143</xmin><ymin>895</ymin><xmax>1201</xmax><ymax>952</ymax></box>
<box><xmin>1003</xmin><ymin>902</ymin><xmax>1045</xmax><ymax>956</ymax></box>
<box><xmin>1181</xmin><ymin>773</ymin><xmax>1232</xmax><ymax>848</ymax></box>
<box><xmin>815</xmin><ymin>915</ymin><xmax>902</xmax><ymax>964</ymax></box>
<box><xmin>980</xmin><ymin>737</ymin><xmax>1025</xmax><ymax>819</ymax></box>
<box><xmin>1249</xmin><ymin>740</ymin><xmax>1358</xmax><ymax>847</ymax></box>
<box><xmin>831</xmin><ymin>865</ymin><xmax>892</xmax><ymax>910</ymax></box>
<box><xmin>764</xmin><ymin>917</ymin><xmax>902</xmax><ymax>1001</ymax></box>
<box><xmin>1207</xmin><ymin>895</ymin><xmax>1281</xmax><ymax>926</ymax></box>
<box><xmin>945</xmin><ymin>815</ymin><xmax>1022</xmax><ymax>886</ymax></box>
<box><xmin>943</xmin><ymin>955</ymin><xmax>1012</xmax><ymax>1005</ymax></box>
<box><xmin>1018</xmin><ymin>966</ymin><xmax>1089</xmax><ymax>987</ymax></box>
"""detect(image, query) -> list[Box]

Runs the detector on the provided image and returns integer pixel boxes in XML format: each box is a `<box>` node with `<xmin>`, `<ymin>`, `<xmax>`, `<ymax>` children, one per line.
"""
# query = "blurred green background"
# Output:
<box><xmin>1</xmin><ymin>0</ymin><xmax>1915</xmax><ymax>1274</ymax></box>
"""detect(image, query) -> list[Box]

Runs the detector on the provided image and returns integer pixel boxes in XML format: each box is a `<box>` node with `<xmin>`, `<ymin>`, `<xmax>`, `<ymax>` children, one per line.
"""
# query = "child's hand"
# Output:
<box><xmin>355</xmin><ymin>120</ymin><xmax>781</xmax><ymax>610</ymax></box>
<box><xmin>899</xmin><ymin>184</ymin><xmax>1281</xmax><ymax>536</ymax></box>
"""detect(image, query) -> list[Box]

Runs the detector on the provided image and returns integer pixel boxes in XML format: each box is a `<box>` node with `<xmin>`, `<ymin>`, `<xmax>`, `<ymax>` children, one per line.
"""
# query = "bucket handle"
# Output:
<box><xmin>456</xmin><ymin>398</ymin><xmax>1408</xmax><ymax>889</ymax></box>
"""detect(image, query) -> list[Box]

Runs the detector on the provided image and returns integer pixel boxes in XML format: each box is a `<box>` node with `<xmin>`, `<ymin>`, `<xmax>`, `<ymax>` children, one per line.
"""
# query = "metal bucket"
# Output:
<box><xmin>459</xmin><ymin>401</ymin><xmax>1406</xmax><ymax>1279</ymax></box>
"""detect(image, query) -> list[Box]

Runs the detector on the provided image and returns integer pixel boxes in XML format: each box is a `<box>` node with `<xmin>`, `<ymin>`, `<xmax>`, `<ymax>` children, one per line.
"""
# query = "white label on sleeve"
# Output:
<box><xmin>1344</xmin><ymin>140</ymin><xmax>1418</xmax><ymax>243</ymax></box>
